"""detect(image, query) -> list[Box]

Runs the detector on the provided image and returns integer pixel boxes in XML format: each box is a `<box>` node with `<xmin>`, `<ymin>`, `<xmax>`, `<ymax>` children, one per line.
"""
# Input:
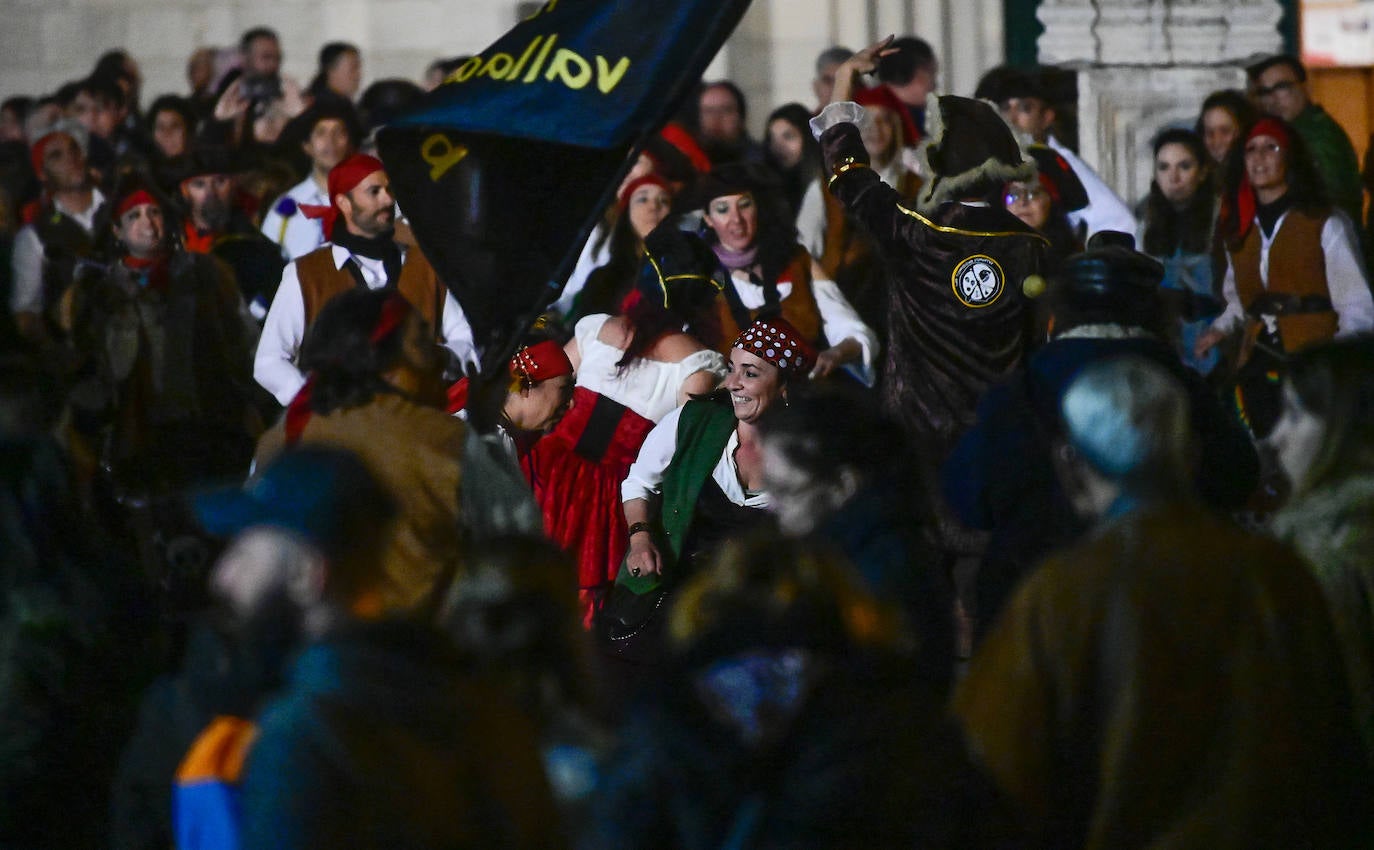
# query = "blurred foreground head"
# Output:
<box><xmin>668</xmin><ymin>534</ymin><xmax>909</xmax><ymax>659</ymax></box>
<box><xmin>1056</xmin><ymin>356</ymin><xmax>1193</xmax><ymax>518</ymax></box>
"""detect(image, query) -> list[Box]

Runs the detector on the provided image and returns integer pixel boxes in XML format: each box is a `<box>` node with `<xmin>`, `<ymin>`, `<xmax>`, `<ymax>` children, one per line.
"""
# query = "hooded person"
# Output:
<box><xmin>524</xmin><ymin>224</ymin><xmax>729</xmax><ymax>626</ymax></box>
<box><xmin>811</xmin><ymin>39</ymin><xmax>1048</xmax><ymax>559</ymax></box>
<box><xmin>253</xmin><ymin>153</ymin><xmax>476</xmax><ymax>406</ymax></box>
<box><xmin>944</xmin><ymin>231</ymin><xmax>1259</xmax><ymax>640</ymax></box>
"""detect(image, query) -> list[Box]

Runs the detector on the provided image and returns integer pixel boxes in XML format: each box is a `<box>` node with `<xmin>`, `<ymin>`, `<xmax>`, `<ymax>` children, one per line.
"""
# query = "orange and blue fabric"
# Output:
<box><xmin>172</xmin><ymin>715</ymin><xmax>258</xmax><ymax>850</ymax></box>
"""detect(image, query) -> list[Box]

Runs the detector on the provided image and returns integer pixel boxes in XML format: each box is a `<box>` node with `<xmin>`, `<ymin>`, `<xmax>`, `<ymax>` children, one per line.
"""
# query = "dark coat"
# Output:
<box><xmin>239</xmin><ymin>619</ymin><xmax>563</xmax><ymax>850</ymax></box>
<box><xmin>955</xmin><ymin>501</ymin><xmax>1373</xmax><ymax>848</ymax></box>
<box><xmin>944</xmin><ymin>334</ymin><xmax>1259</xmax><ymax>637</ymax></box>
<box><xmin>587</xmin><ymin>639</ymin><xmax>1001</xmax><ymax>850</ymax></box>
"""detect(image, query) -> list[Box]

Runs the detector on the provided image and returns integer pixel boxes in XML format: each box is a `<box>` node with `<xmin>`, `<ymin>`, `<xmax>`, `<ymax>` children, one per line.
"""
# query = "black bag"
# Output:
<box><xmin>598</xmin><ymin>560</ymin><xmax>670</xmax><ymax>663</ymax></box>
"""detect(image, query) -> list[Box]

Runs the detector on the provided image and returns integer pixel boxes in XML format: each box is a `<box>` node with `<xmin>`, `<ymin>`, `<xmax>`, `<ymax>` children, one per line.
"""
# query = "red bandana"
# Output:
<box><xmin>1232</xmin><ymin>117</ymin><xmax>1293</xmax><ymax>243</ymax></box>
<box><xmin>854</xmin><ymin>84</ymin><xmax>921</xmax><ymax>147</ymax></box>
<box><xmin>733</xmin><ymin>317</ymin><xmax>816</xmax><ymax>374</ymax></box>
<box><xmin>446</xmin><ymin>339</ymin><xmax>573</xmax><ymax>414</ymax></box>
<box><xmin>300</xmin><ymin>153</ymin><xmax>385</xmax><ymax>240</ymax></box>
<box><xmin>30</xmin><ymin>131</ymin><xmax>78</xmax><ymax>176</ymax></box>
<box><xmin>115</xmin><ymin>189</ymin><xmax>157</xmax><ymax>220</ymax></box>
<box><xmin>617</xmin><ymin>173</ymin><xmax>672</xmax><ymax>211</ymax></box>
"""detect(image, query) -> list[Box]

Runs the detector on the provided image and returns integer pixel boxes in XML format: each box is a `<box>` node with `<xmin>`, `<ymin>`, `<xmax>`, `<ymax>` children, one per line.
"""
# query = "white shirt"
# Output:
<box><xmin>253</xmin><ymin>243</ymin><xmax>478</xmax><ymax>405</ymax></box>
<box><xmin>725</xmin><ymin>261</ymin><xmax>879</xmax><ymax>386</ymax></box>
<box><xmin>553</xmin><ymin>222</ymin><xmax>613</xmax><ymax>317</ymax></box>
<box><xmin>1211</xmin><ymin>210</ymin><xmax>1374</xmax><ymax>337</ymax></box>
<box><xmin>9</xmin><ymin>188</ymin><xmax>107</xmax><ymax>315</ymax></box>
<box><xmin>259</xmin><ymin>176</ymin><xmax>329</xmax><ymax>262</ymax></box>
<box><xmin>621</xmin><ymin>403</ymin><xmax>769</xmax><ymax>509</ymax></box>
<box><xmin>1046</xmin><ymin>135</ymin><xmax>1138</xmax><ymax>239</ymax></box>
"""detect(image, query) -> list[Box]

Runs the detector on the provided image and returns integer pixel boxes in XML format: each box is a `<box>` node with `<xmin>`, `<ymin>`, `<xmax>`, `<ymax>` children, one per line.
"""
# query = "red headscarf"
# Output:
<box><xmin>1231</xmin><ymin>117</ymin><xmax>1293</xmax><ymax>242</ymax></box>
<box><xmin>854</xmin><ymin>84</ymin><xmax>922</xmax><ymax>148</ymax></box>
<box><xmin>300</xmin><ymin>153</ymin><xmax>386</xmax><ymax>240</ymax></box>
<box><xmin>445</xmin><ymin>339</ymin><xmax>574</xmax><ymax>414</ymax></box>
<box><xmin>617</xmin><ymin>173</ymin><xmax>673</xmax><ymax>211</ymax></box>
<box><xmin>733</xmin><ymin>317</ymin><xmax>817</xmax><ymax>374</ymax></box>
<box><xmin>30</xmin><ymin>130</ymin><xmax>79</xmax><ymax>176</ymax></box>
<box><xmin>114</xmin><ymin>189</ymin><xmax>158</xmax><ymax>220</ymax></box>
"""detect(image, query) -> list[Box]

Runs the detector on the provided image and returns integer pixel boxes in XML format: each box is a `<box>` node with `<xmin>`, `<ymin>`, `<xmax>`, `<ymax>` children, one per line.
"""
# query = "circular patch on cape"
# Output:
<box><xmin>951</xmin><ymin>254</ymin><xmax>1005</xmax><ymax>308</ymax></box>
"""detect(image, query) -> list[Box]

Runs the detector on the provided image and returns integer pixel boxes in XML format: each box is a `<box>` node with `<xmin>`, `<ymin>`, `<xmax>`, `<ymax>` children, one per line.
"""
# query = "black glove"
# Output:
<box><xmin>820</xmin><ymin>122</ymin><xmax>870</xmax><ymax>180</ymax></box>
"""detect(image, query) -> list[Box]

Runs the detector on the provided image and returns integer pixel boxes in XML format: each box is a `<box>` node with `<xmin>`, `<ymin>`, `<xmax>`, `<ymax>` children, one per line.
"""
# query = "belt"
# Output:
<box><xmin>573</xmin><ymin>394</ymin><xmax>629</xmax><ymax>461</ymax></box>
<box><xmin>1247</xmin><ymin>293</ymin><xmax>1332</xmax><ymax>317</ymax></box>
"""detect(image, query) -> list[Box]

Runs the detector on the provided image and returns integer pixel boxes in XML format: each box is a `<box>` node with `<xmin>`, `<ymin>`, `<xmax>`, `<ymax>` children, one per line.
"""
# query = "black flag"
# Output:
<box><xmin>377</xmin><ymin>0</ymin><xmax>753</xmax><ymax>376</ymax></box>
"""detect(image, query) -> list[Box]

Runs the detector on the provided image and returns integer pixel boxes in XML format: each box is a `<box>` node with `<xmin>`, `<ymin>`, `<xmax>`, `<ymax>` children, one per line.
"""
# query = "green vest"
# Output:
<box><xmin>619</xmin><ymin>397</ymin><xmax>737</xmax><ymax>595</ymax></box>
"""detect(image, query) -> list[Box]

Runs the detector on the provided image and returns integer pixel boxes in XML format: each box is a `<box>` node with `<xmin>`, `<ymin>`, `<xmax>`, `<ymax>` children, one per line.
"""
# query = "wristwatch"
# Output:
<box><xmin>627</xmin><ymin>521</ymin><xmax>652</xmax><ymax>540</ymax></box>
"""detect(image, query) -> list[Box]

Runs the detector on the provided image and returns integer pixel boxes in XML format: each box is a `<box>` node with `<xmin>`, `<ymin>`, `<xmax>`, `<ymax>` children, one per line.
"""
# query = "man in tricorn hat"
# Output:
<box><xmin>162</xmin><ymin>143</ymin><xmax>285</xmax><ymax>317</ymax></box>
<box><xmin>253</xmin><ymin>153</ymin><xmax>475</xmax><ymax>406</ymax></box>
<box><xmin>944</xmin><ymin>232</ymin><xmax>1259</xmax><ymax>638</ymax></box>
<box><xmin>812</xmin><ymin>38</ymin><xmax>1046</xmax><ymax>558</ymax></box>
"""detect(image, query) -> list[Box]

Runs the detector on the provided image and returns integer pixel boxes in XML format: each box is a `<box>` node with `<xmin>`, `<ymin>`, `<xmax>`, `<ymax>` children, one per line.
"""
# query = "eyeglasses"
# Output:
<box><xmin>1253</xmin><ymin>80</ymin><xmax>1298</xmax><ymax>98</ymax></box>
<box><xmin>1243</xmin><ymin>141</ymin><xmax>1283</xmax><ymax>157</ymax></box>
<box><xmin>1004</xmin><ymin>186</ymin><xmax>1047</xmax><ymax>205</ymax></box>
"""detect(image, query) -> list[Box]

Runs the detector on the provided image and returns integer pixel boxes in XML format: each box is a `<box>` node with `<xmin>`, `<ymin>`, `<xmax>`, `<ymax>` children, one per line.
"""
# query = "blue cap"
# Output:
<box><xmin>195</xmin><ymin>447</ymin><xmax>392</xmax><ymax>559</ymax></box>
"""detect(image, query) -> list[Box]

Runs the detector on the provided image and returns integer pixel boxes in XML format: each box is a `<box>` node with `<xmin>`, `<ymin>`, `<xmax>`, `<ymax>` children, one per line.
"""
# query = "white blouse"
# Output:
<box><xmin>621</xmin><ymin>403</ymin><xmax>769</xmax><ymax>509</ymax></box>
<box><xmin>574</xmin><ymin>314</ymin><xmax>727</xmax><ymax>423</ymax></box>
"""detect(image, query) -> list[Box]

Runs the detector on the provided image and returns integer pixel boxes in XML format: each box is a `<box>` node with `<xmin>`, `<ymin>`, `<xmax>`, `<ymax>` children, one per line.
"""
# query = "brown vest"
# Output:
<box><xmin>716</xmin><ymin>248</ymin><xmax>824</xmax><ymax>353</ymax></box>
<box><xmin>820</xmin><ymin>168</ymin><xmax>921</xmax><ymax>281</ymax></box>
<box><xmin>1230</xmin><ymin>209</ymin><xmax>1338</xmax><ymax>353</ymax></box>
<box><xmin>296</xmin><ymin>244</ymin><xmax>445</xmax><ymax>337</ymax></box>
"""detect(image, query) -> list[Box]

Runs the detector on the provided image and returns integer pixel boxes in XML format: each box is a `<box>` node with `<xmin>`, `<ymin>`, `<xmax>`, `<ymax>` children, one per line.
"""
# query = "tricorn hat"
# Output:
<box><xmin>1048</xmin><ymin>230</ymin><xmax>1164</xmax><ymax>321</ymax></box>
<box><xmin>915</xmin><ymin>95</ymin><xmax>1035</xmax><ymax>213</ymax></box>
<box><xmin>1024</xmin><ymin>145</ymin><xmax>1089</xmax><ymax>212</ymax></box>
<box><xmin>635</xmin><ymin>223</ymin><xmax>724</xmax><ymax>311</ymax></box>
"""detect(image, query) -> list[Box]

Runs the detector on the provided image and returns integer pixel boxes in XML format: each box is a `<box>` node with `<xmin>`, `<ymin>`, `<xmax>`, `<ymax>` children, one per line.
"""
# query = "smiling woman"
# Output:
<box><xmin>608</xmin><ymin>318</ymin><xmax>815</xmax><ymax>671</ymax></box>
<box><xmin>697</xmin><ymin>163</ymin><xmax>878</xmax><ymax>384</ymax></box>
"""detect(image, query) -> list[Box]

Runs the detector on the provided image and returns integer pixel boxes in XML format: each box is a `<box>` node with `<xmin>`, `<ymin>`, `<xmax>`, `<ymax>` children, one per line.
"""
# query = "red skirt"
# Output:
<box><xmin>524</xmin><ymin>386</ymin><xmax>656</xmax><ymax>621</ymax></box>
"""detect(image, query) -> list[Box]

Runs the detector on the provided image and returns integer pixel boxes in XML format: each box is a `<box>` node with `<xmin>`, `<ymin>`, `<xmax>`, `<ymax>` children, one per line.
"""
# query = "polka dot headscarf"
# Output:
<box><xmin>733</xmin><ymin>317</ymin><xmax>817</xmax><ymax>374</ymax></box>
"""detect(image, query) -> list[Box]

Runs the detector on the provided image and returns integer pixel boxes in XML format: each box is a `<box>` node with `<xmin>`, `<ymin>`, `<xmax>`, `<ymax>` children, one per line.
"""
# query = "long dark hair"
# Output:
<box><xmin>615</xmin><ymin>278</ymin><xmax>723</xmax><ymax>370</ymax></box>
<box><xmin>574</xmin><ymin>213</ymin><xmax>643</xmax><ymax>321</ymax></box>
<box><xmin>1143</xmin><ymin>128</ymin><xmax>1215</xmax><ymax>257</ymax></box>
<box><xmin>763</xmin><ymin>102</ymin><xmax>821</xmax><ymax>217</ymax></box>
<box><xmin>298</xmin><ymin>288</ymin><xmax>411</xmax><ymax>415</ymax></box>
<box><xmin>700</xmin><ymin>176</ymin><xmax>800</xmax><ymax>291</ymax></box>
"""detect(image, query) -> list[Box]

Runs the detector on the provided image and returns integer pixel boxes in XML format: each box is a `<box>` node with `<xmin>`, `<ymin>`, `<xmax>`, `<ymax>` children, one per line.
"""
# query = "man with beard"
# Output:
<box><xmin>177</xmin><ymin>446</ymin><xmax>559</xmax><ymax>850</ymax></box>
<box><xmin>253</xmin><ymin>153</ymin><xmax>475</xmax><ymax>406</ymax></box>
<box><xmin>167</xmin><ymin>144</ymin><xmax>285</xmax><ymax>319</ymax></box>
<box><xmin>694</xmin><ymin>80</ymin><xmax>764</xmax><ymax>166</ymax></box>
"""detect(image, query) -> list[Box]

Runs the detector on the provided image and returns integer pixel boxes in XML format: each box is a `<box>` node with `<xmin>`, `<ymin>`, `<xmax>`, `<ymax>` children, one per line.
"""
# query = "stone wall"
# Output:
<box><xmin>1038</xmin><ymin>0</ymin><xmax>1282</xmax><ymax>204</ymax></box>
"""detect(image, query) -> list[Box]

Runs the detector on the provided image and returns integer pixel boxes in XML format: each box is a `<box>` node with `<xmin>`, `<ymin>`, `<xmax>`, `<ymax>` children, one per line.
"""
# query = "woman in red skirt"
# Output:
<box><xmin>526</xmin><ymin>225</ymin><xmax>727</xmax><ymax>624</ymax></box>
